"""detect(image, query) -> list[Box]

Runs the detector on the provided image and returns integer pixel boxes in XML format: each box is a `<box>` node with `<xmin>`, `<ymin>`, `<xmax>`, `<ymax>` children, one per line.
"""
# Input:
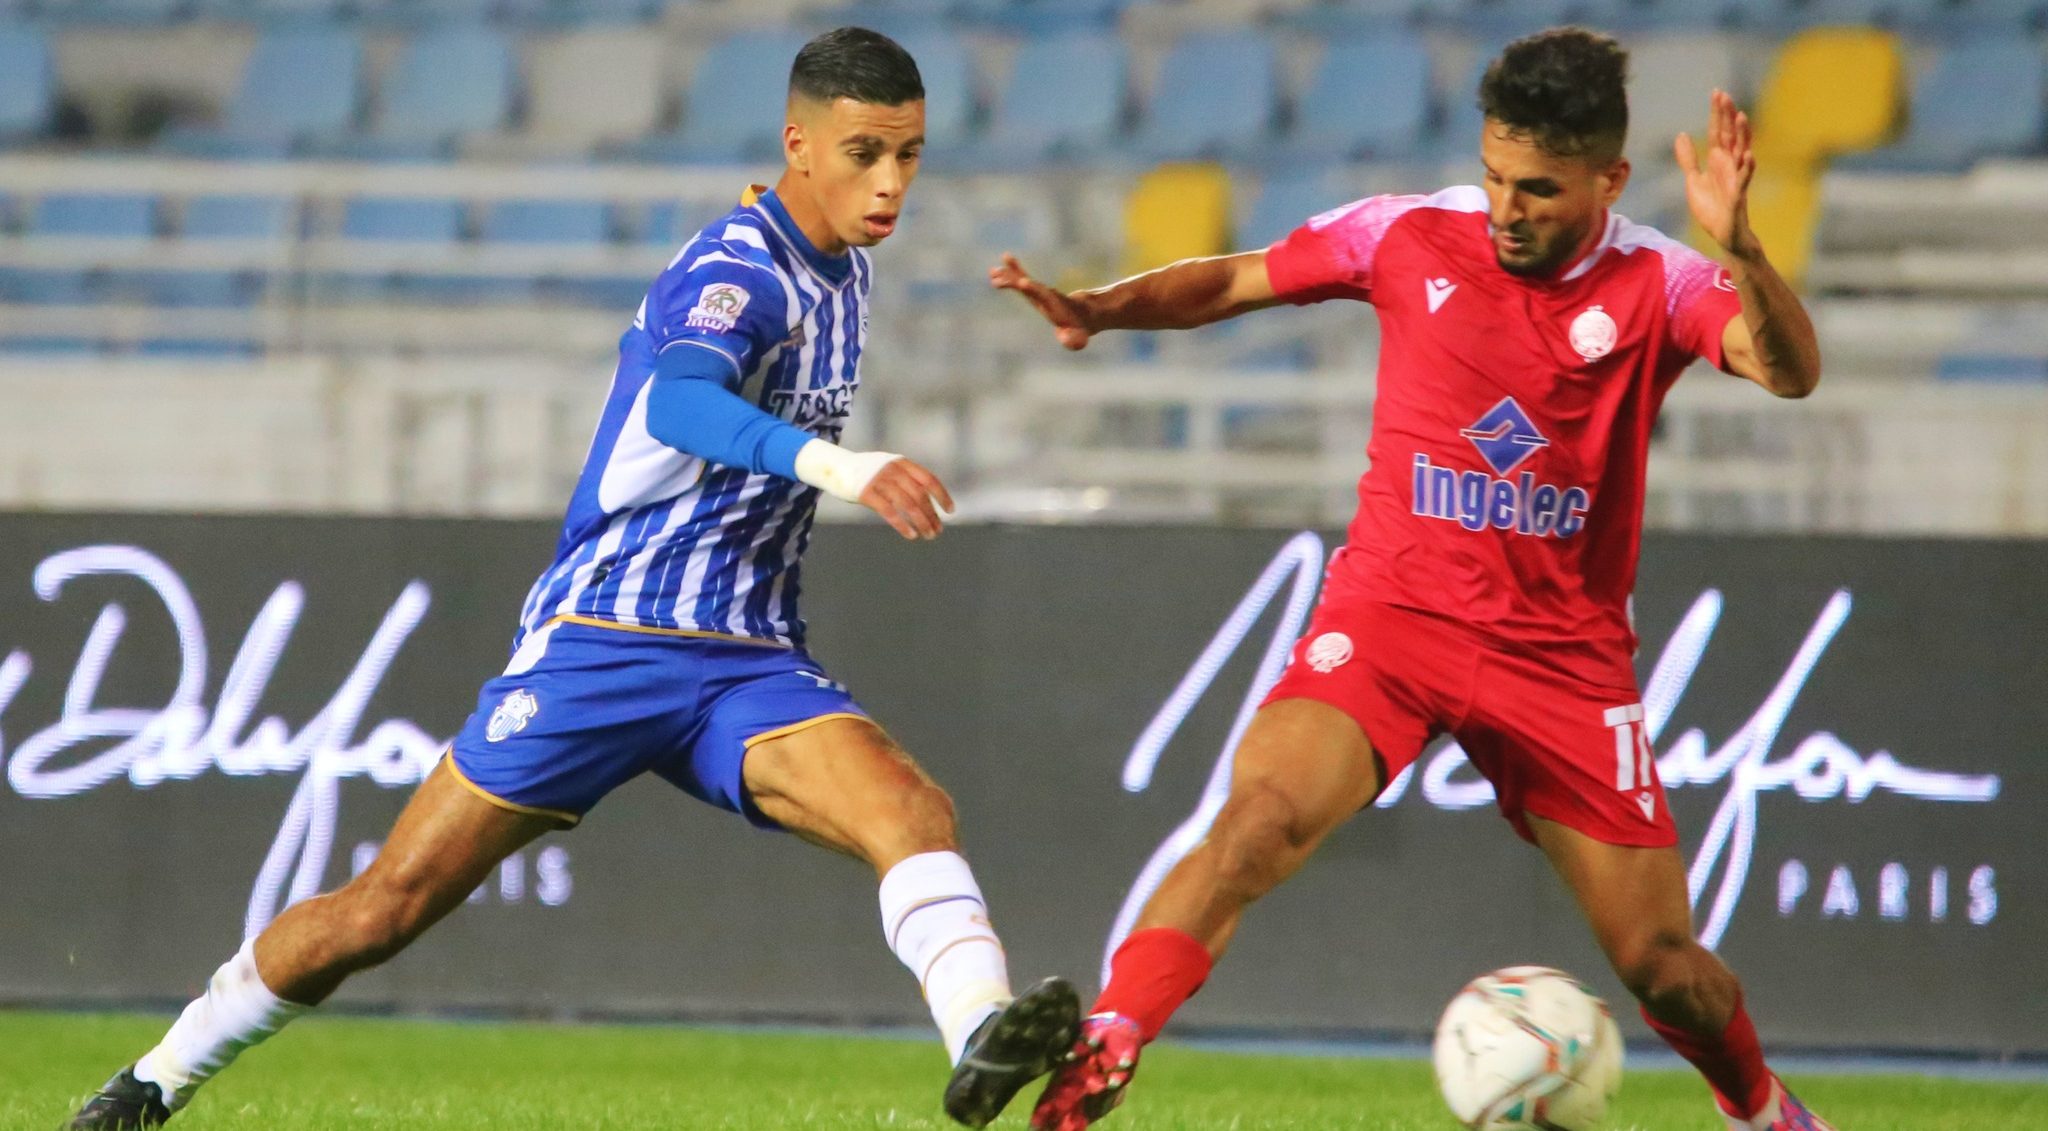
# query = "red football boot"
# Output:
<box><xmin>1723</xmin><ymin>1077</ymin><xmax>1837</xmax><ymax>1131</ymax></box>
<box><xmin>1029</xmin><ymin>1013</ymin><xmax>1144</xmax><ymax>1131</ymax></box>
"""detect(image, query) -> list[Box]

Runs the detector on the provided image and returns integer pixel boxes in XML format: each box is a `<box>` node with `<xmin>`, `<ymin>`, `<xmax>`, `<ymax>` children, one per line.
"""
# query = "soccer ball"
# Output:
<box><xmin>1431</xmin><ymin>966</ymin><xmax>1624</xmax><ymax>1130</ymax></box>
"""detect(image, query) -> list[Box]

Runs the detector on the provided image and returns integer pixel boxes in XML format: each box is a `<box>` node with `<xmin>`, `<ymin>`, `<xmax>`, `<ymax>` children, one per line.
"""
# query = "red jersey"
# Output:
<box><xmin>1265</xmin><ymin>186</ymin><xmax>1743</xmax><ymax>687</ymax></box>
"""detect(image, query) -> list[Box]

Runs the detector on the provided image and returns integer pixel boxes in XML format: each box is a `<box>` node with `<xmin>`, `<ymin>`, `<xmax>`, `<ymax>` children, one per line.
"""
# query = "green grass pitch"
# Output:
<box><xmin>6</xmin><ymin>1011</ymin><xmax>2043</xmax><ymax>1130</ymax></box>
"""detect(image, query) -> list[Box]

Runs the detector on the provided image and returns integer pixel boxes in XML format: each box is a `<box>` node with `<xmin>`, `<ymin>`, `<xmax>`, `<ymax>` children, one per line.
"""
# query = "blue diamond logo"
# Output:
<box><xmin>1459</xmin><ymin>396</ymin><xmax>1549</xmax><ymax>476</ymax></box>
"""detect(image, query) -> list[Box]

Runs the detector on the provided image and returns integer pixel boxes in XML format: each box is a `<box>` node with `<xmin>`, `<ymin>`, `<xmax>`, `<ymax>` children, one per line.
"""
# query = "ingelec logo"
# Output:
<box><xmin>1102</xmin><ymin>533</ymin><xmax>2006</xmax><ymax>982</ymax></box>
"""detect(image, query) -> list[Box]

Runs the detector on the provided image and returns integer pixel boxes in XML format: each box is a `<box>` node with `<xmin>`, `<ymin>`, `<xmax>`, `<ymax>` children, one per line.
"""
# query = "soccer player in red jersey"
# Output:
<box><xmin>995</xmin><ymin>29</ymin><xmax>1831</xmax><ymax>1131</ymax></box>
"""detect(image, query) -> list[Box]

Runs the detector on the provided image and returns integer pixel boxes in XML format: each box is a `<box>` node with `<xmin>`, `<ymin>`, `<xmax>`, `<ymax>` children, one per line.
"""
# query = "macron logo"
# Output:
<box><xmin>1425</xmin><ymin>277</ymin><xmax>1458</xmax><ymax>313</ymax></box>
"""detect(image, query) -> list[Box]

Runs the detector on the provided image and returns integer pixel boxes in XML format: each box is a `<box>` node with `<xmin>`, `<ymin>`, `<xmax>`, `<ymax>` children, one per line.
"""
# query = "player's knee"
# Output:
<box><xmin>867</xmin><ymin>779</ymin><xmax>959</xmax><ymax>861</ymax></box>
<box><xmin>1210</xmin><ymin>785</ymin><xmax>1315</xmax><ymax>896</ymax></box>
<box><xmin>902</xmin><ymin>780</ymin><xmax>959</xmax><ymax>849</ymax></box>
<box><xmin>1612</xmin><ymin>929</ymin><xmax>1706</xmax><ymax>1008</ymax></box>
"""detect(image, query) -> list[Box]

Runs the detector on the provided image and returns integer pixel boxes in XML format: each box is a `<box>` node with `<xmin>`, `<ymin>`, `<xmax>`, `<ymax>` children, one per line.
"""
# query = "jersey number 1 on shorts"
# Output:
<box><xmin>1603</xmin><ymin>703</ymin><xmax>1657</xmax><ymax>820</ymax></box>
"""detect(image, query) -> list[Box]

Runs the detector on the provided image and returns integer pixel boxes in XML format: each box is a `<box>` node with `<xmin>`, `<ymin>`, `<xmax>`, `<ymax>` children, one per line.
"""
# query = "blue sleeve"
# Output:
<box><xmin>645</xmin><ymin>347</ymin><xmax>811</xmax><ymax>481</ymax></box>
<box><xmin>646</xmin><ymin>246</ymin><xmax>789</xmax><ymax>388</ymax></box>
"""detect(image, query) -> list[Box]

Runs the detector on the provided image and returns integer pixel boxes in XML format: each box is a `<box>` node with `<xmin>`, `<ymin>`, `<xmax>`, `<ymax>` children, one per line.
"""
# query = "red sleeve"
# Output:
<box><xmin>1662</xmin><ymin>244</ymin><xmax>1744</xmax><ymax>369</ymax></box>
<box><xmin>1264</xmin><ymin>194</ymin><xmax>1421</xmax><ymax>305</ymax></box>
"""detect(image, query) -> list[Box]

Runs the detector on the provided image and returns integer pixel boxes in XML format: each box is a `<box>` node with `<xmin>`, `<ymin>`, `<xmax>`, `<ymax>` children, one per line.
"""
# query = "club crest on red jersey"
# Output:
<box><xmin>1569</xmin><ymin>305</ymin><xmax>1618</xmax><ymax>361</ymax></box>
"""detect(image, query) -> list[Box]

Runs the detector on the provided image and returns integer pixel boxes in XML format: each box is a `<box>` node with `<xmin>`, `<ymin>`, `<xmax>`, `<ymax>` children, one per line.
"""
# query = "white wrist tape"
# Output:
<box><xmin>794</xmin><ymin>439</ymin><xmax>902</xmax><ymax>504</ymax></box>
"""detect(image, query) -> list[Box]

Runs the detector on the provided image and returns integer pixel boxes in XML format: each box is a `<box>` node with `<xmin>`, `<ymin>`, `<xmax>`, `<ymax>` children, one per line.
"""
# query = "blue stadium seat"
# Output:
<box><xmin>135</xmin><ymin>338</ymin><xmax>261</xmax><ymax>358</ymax></box>
<box><xmin>1240</xmin><ymin>170</ymin><xmax>1356</xmax><ymax>249</ymax></box>
<box><xmin>182</xmin><ymin>195</ymin><xmax>295</xmax><ymax>238</ymax></box>
<box><xmin>1132</xmin><ymin>31</ymin><xmax>1279</xmax><ymax>162</ymax></box>
<box><xmin>635</xmin><ymin>30</ymin><xmax>810</xmax><ymax>164</ymax></box>
<box><xmin>36</xmin><ymin>0</ymin><xmax>188</xmax><ymax>25</ymax></box>
<box><xmin>1838</xmin><ymin>39</ymin><xmax>2046</xmax><ymax>170</ymax></box>
<box><xmin>974</xmin><ymin>34</ymin><xmax>1125</xmax><ymax>165</ymax></box>
<box><xmin>193</xmin><ymin>0</ymin><xmax>345</xmax><ymax>26</ymax></box>
<box><xmin>338</xmin><ymin>26</ymin><xmax>514</xmax><ymax>158</ymax></box>
<box><xmin>483</xmin><ymin>199</ymin><xmax>613</xmax><ymax>243</ymax></box>
<box><xmin>33</xmin><ymin>193</ymin><xmax>158</xmax><ymax>237</ymax></box>
<box><xmin>971</xmin><ymin>0</ymin><xmax>1130</xmax><ymax>34</ymax></box>
<box><xmin>165</xmin><ymin>27</ymin><xmax>363</xmax><ymax>155</ymax></box>
<box><xmin>638</xmin><ymin>200</ymin><xmax>685</xmax><ymax>245</ymax></box>
<box><xmin>0</xmin><ymin>335</ymin><xmax>104</xmax><ymax>353</ymax></box>
<box><xmin>342</xmin><ymin>197</ymin><xmax>464</xmax><ymax>241</ymax></box>
<box><xmin>0</xmin><ymin>25</ymin><xmax>54</xmax><ymax>144</ymax></box>
<box><xmin>1277</xmin><ymin>31</ymin><xmax>1432</xmax><ymax>163</ymax></box>
<box><xmin>894</xmin><ymin>31</ymin><xmax>977</xmax><ymax>152</ymax></box>
<box><xmin>1946</xmin><ymin>0</ymin><xmax>2046</xmax><ymax>27</ymax></box>
<box><xmin>499</xmin><ymin>0</ymin><xmax>654</xmax><ymax>24</ymax></box>
<box><xmin>1429</xmin><ymin>48</ymin><xmax>1496</xmax><ymax>159</ymax></box>
<box><xmin>1282</xmin><ymin>0</ymin><xmax>1420</xmax><ymax>35</ymax></box>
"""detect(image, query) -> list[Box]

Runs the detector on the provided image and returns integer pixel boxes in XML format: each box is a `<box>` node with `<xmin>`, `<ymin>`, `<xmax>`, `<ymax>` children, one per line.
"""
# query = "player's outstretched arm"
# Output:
<box><xmin>1678</xmin><ymin>89</ymin><xmax>1821</xmax><ymax>398</ymax></box>
<box><xmin>645</xmin><ymin>369</ymin><xmax>952</xmax><ymax>541</ymax></box>
<box><xmin>989</xmin><ymin>251</ymin><xmax>1282</xmax><ymax>351</ymax></box>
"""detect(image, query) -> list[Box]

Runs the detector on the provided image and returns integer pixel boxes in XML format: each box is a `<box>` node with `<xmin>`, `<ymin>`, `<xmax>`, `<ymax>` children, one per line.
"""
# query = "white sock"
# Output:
<box><xmin>880</xmin><ymin>851</ymin><xmax>1013</xmax><ymax>1065</ymax></box>
<box><xmin>132</xmin><ymin>940</ymin><xmax>309</xmax><ymax>1111</ymax></box>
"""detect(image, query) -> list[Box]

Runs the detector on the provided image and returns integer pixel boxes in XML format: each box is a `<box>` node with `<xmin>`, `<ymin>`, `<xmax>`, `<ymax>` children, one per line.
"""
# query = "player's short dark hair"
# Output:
<box><xmin>1478</xmin><ymin>28</ymin><xmax>1629</xmax><ymax>163</ymax></box>
<box><xmin>789</xmin><ymin>27</ymin><xmax>924</xmax><ymax>107</ymax></box>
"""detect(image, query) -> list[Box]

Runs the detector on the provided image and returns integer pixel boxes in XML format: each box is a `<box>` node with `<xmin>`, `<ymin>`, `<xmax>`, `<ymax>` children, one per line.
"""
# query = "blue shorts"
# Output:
<box><xmin>447</xmin><ymin>617</ymin><xmax>868</xmax><ymax>828</ymax></box>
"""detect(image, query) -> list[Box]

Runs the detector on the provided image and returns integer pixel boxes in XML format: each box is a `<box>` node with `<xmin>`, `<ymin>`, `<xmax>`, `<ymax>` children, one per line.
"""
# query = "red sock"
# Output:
<box><xmin>1091</xmin><ymin>928</ymin><xmax>1214</xmax><ymax>1042</ymax></box>
<box><xmin>1642</xmin><ymin>995</ymin><xmax>1775</xmax><ymax>1120</ymax></box>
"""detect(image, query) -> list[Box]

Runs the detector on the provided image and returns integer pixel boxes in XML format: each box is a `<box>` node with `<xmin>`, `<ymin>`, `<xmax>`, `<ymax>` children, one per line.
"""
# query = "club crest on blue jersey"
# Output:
<box><xmin>1412</xmin><ymin>398</ymin><xmax>1591</xmax><ymax>538</ymax></box>
<box><xmin>486</xmin><ymin>689</ymin><xmax>539</xmax><ymax>742</ymax></box>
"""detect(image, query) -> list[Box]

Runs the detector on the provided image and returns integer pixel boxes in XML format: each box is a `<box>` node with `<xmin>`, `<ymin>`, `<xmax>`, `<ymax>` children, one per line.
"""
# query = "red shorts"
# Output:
<box><xmin>1262</xmin><ymin>596</ymin><xmax>1678</xmax><ymax>848</ymax></box>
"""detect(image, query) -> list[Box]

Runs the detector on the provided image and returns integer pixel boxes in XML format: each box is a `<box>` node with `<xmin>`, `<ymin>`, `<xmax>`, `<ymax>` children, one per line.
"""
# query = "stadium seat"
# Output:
<box><xmin>342</xmin><ymin>197</ymin><xmax>465</xmax><ymax>241</ymax></box>
<box><xmin>182</xmin><ymin>195</ymin><xmax>296</xmax><ymax>239</ymax></box>
<box><xmin>164</xmin><ymin>27</ymin><xmax>363</xmax><ymax>156</ymax></box>
<box><xmin>499</xmin><ymin>0</ymin><xmax>654</xmax><ymax>26</ymax></box>
<box><xmin>972</xmin><ymin>33</ymin><xmax>1125</xmax><ymax>165</ymax></box>
<box><xmin>36</xmin><ymin>0</ymin><xmax>187</xmax><ymax>25</ymax></box>
<box><xmin>1131</xmin><ymin>31</ymin><xmax>1279</xmax><ymax>163</ymax></box>
<box><xmin>337</xmin><ymin>26</ymin><xmax>514</xmax><ymax>158</ymax></box>
<box><xmin>1277</xmin><ymin>1</ymin><xmax>1402</xmax><ymax>35</ymax></box>
<box><xmin>1839</xmin><ymin>39</ymin><xmax>2047</xmax><ymax>170</ymax></box>
<box><xmin>1754</xmin><ymin>26</ymin><xmax>1903</xmax><ymax>163</ymax></box>
<box><xmin>1122</xmin><ymin>162</ymin><xmax>1231</xmax><ymax>274</ymax></box>
<box><xmin>483</xmin><ymin>199</ymin><xmax>613</xmax><ymax>243</ymax></box>
<box><xmin>1625</xmin><ymin>34</ymin><xmax>1743</xmax><ymax>170</ymax></box>
<box><xmin>638</xmin><ymin>200</ymin><xmax>685</xmax><ymax>245</ymax></box>
<box><xmin>32</xmin><ymin>193</ymin><xmax>158</xmax><ymax>237</ymax></box>
<box><xmin>0</xmin><ymin>25</ymin><xmax>54</xmax><ymax>144</ymax></box>
<box><xmin>519</xmin><ymin>29</ymin><xmax>663</xmax><ymax>156</ymax></box>
<box><xmin>1240</xmin><ymin>170</ymin><xmax>1355</xmax><ymax>250</ymax></box>
<box><xmin>635</xmin><ymin>30</ymin><xmax>811</xmax><ymax>164</ymax></box>
<box><xmin>893</xmin><ymin>31</ymin><xmax>977</xmax><ymax>153</ymax></box>
<box><xmin>973</xmin><ymin>0</ymin><xmax>1130</xmax><ymax>34</ymax></box>
<box><xmin>1946</xmin><ymin>0</ymin><xmax>2046</xmax><ymax>28</ymax></box>
<box><xmin>142</xmin><ymin>196</ymin><xmax>296</xmax><ymax>307</ymax></box>
<box><xmin>1428</xmin><ymin>47</ymin><xmax>1498</xmax><ymax>160</ymax></box>
<box><xmin>1275</xmin><ymin>31</ymin><xmax>1432</xmax><ymax>163</ymax></box>
<box><xmin>211</xmin><ymin>0</ymin><xmax>348</xmax><ymax>23</ymax></box>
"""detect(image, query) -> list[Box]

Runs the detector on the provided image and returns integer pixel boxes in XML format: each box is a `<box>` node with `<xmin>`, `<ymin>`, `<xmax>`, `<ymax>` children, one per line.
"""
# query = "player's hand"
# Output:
<box><xmin>990</xmin><ymin>253</ymin><xmax>1094</xmax><ymax>350</ymax></box>
<box><xmin>858</xmin><ymin>457</ymin><xmax>954</xmax><ymax>541</ymax></box>
<box><xmin>1676</xmin><ymin>89</ymin><xmax>1758</xmax><ymax>257</ymax></box>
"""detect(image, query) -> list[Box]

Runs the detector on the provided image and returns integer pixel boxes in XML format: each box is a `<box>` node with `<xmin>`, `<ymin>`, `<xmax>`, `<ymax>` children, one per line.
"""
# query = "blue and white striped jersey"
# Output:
<box><xmin>516</xmin><ymin>186</ymin><xmax>871</xmax><ymax>648</ymax></box>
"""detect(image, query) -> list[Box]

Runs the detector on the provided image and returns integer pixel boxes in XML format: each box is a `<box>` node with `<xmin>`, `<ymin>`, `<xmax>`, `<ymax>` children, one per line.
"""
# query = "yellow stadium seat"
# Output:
<box><xmin>1122</xmin><ymin>162</ymin><xmax>1233</xmax><ymax>276</ymax></box>
<box><xmin>1742</xmin><ymin>161</ymin><xmax>1824</xmax><ymax>286</ymax></box>
<box><xmin>1754</xmin><ymin>27</ymin><xmax>1905</xmax><ymax>163</ymax></box>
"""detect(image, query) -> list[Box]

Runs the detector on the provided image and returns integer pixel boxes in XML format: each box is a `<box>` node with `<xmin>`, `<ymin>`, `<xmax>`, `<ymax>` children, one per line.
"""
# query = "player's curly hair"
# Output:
<box><xmin>1478</xmin><ymin>28</ymin><xmax>1629</xmax><ymax>163</ymax></box>
<box><xmin>790</xmin><ymin>27</ymin><xmax>924</xmax><ymax>107</ymax></box>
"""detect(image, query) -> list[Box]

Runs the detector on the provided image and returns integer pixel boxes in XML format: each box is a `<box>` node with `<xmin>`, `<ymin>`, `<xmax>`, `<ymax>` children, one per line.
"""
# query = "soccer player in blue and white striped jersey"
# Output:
<box><xmin>72</xmin><ymin>29</ymin><xmax>1078</xmax><ymax>1131</ymax></box>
